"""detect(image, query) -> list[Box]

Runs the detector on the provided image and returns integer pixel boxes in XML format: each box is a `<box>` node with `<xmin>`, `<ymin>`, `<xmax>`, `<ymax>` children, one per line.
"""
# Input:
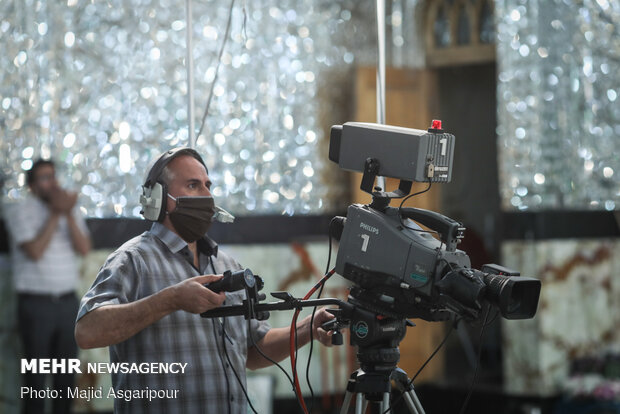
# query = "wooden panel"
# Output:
<box><xmin>352</xmin><ymin>66</ymin><xmax>446</xmax><ymax>383</ymax></box>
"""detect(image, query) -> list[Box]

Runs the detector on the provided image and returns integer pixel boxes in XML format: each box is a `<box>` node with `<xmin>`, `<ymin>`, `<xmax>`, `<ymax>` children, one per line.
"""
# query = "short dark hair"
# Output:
<box><xmin>26</xmin><ymin>159</ymin><xmax>55</xmax><ymax>186</ymax></box>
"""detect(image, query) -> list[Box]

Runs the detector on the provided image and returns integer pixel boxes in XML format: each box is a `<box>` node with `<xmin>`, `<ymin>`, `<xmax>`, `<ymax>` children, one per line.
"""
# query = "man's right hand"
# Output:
<box><xmin>170</xmin><ymin>275</ymin><xmax>227</xmax><ymax>314</ymax></box>
<box><xmin>49</xmin><ymin>188</ymin><xmax>78</xmax><ymax>214</ymax></box>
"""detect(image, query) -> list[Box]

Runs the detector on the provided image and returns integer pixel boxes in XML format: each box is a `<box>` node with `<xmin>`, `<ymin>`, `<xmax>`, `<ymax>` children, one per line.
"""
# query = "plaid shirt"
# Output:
<box><xmin>77</xmin><ymin>223</ymin><xmax>271</xmax><ymax>414</ymax></box>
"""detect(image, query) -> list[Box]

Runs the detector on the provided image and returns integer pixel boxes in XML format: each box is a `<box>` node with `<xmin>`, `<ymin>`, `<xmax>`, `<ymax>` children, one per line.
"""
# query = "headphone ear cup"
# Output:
<box><xmin>140</xmin><ymin>182</ymin><xmax>165</xmax><ymax>222</ymax></box>
<box><xmin>156</xmin><ymin>182</ymin><xmax>167</xmax><ymax>222</ymax></box>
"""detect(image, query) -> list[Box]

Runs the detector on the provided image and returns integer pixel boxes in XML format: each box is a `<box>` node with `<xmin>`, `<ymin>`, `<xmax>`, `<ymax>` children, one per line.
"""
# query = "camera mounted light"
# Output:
<box><xmin>329</xmin><ymin>122</ymin><xmax>456</xmax><ymax>198</ymax></box>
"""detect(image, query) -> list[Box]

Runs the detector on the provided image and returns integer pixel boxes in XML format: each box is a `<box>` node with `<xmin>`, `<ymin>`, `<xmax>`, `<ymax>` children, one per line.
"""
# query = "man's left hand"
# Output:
<box><xmin>311</xmin><ymin>308</ymin><xmax>337</xmax><ymax>347</ymax></box>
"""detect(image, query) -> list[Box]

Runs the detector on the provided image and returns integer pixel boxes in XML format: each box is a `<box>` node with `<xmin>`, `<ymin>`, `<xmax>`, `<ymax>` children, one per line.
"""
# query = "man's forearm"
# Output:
<box><xmin>20</xmin><ymin>213</ymin><xmax>60</xmax><ymax>261</ymax></box>
<box><xmin>75</xmin><ymin>287</ymin><xmax>177</xmax><ymax>349</ymax></box>
<box><xmin>246</xmin><ymin>316</ymin><xmax>314</xmax><ymax>370</ymax></box>
<box><xmin>75</xmin><ymin>274</ymin><xmax>226</xmax><ymax>349</ymax></box>
<box><xmin>67</xmin><ymin>213</ymin><xmax>91</xmax><ymax>255</ymax></box>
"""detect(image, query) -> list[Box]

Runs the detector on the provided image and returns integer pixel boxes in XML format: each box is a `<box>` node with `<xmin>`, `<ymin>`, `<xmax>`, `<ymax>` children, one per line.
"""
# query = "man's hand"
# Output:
<box><xmin>170</xmin><ymin>275</ymin><xmax>226</xmax><ymax>314</ymax></box>
<box><xmin>246</xmin><ymin>307</ymin><xmax>339</xmax><ymax>369</ymax></box>
<box><xmin>310</xmin><ymin>308</ymin><xmax>337</xmax><ymax>347</ymax></box>
<box><xmin>64</xmin><ymin>190</ymin><xmax>78</xmax><ymax>211</ymax></box>
<box><xmin>49</xmin><ymin>188</ymin><xmax>78</xmax><ymax>214</ymax></box>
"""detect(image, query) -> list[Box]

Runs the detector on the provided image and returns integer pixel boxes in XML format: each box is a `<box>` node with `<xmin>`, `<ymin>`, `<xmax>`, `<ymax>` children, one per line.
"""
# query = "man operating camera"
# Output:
<box><xmin>75</xmin><ymin>148</ymin><xmax>334</xmax><ymax>414</ymax></box>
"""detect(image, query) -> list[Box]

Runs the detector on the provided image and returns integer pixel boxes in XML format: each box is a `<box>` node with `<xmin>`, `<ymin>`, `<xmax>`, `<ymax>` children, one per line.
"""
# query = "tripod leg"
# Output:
<box><xmin>341</xmin><ymin>371</ymin><xmax>360</xmax><ymax>414</ymax></box>
<box><xmin>355</xmin><ymin>393</ymin><xmax>365</xmax><ymax>414</ymax></box>
<box><xmin>379</xmin><ymin>391</ymin><xmax>390</xmax><ymax>413</ymax></box>
<box><xmin>402</xmin><ymin>389</ymin><xmax>424</xmax><ymax>414</ymax></box>
<box><xmin>340</xmin><ymin>390</ymin><xmax>354</xmax><ymax>414</ymax></box>
<box><xmin>360</xmin><ymin>397</ymin><xmax>368</xmax><ymax>414</ymax></box>
<box><xmin>391</xmin><ymin>368</ymin><xmax>425</xmax><ymax>414</ymax></box>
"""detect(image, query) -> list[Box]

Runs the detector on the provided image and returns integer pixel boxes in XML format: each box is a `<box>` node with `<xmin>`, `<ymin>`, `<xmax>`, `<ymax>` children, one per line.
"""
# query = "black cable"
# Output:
<box><xmin>305</xmin><ymin>281</ymin><xmax>326</xmax><ymax>413</ymax></box>
<box><xmin>411</xmin><ymin>319</ymin><xmax>457</xmax><ymax>383</ymax></box>
<box><xmin>438</xmin><ymin>256</ymin><xmax>454</xmax><ymax>272</ymax></box>
<box><xmin>397</xmin><ymin>181</ymin><xmax>438</xmax><ymax>235</ymax></box>
<box><xmin>241</xmin><ymin>1</ymin><xmax>248</xmax><ymax>45</ymax></box>
<box><xmin>325</xmin><ymin>217</ymin><xmax>337</xmax><ymax>275</ymax></box>
<box><xmin>458</xmin><ymin>306</ymin><xmax>491</xmax><ymax>414</ymax></box>
<box><xmin>305</xmin><ymin>217</ymin><xmax>338</xmax><ymax>412</ymax></box>
<box><xmin>211</xmin><ymin>320</ymin><xmax>232</xmax><ymax>414</ymax></box>
<box><xmin>398</xmin><ymin>180</ymin><xmax>432</xmax><ymax>210</ymax></box>
<box><xmin>484</xmin><ymin>308</ymin><xmax>501</xmax><ymax>327</ymax></box>
<box><xmin>231</xmin><ymin>257</ymin><xmax>300</xmax><ymax>410</ymax></box>
<box><xmin>293</xmin><ymin>277</ymin><xmax>323</xmax><ymax>413</ymax></box>
<box><xmin>246</xmin><ymin>317</ymin><xmax>296</xmax><ymax>389</ymax></box>
<box><xmin>209</xmin><ymin>259</ymin><xmax>233</xmax><ymax>414</ymax></box>
<box><xmin>221</xmin><ymin>318</ymin><xmax>259</xmax><ymax>414</ymax></box>
<box><xmin>196</xmin><ymin>0</ymin><xmax>235</xmax><ymax>139</ymax></box>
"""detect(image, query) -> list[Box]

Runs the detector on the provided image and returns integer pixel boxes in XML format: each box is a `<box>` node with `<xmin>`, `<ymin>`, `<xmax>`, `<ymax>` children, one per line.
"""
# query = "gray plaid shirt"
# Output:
<box><xmin>77</xmin><ymin>223</ymin><xmax>270</xmax><ymax>414</ymax></box>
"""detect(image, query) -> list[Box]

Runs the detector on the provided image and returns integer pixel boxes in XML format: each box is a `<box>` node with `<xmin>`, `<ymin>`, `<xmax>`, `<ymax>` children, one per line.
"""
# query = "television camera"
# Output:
<box><xmin>201</xmin><ymin>120</ymin><xmax>541</xmax><ymax>414</ymax></box>
<box><xmin>327</xmin><ymin>121</ymin><xmax>541</xmax><ymax>323</ymax></box>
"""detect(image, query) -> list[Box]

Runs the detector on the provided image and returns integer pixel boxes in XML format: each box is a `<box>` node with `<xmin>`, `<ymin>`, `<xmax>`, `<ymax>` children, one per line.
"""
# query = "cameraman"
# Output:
<box><xmin>74</xmin><ymin>148</ymin><xmax>334</xmax><ymax>414</ymax></box>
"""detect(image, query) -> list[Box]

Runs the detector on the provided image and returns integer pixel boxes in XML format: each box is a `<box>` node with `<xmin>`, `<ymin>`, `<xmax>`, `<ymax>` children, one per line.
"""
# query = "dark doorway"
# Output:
<box><xmin>436</xmin><ymin>62</ymin><xmax>503</xmax><ymax>389</ymax></box>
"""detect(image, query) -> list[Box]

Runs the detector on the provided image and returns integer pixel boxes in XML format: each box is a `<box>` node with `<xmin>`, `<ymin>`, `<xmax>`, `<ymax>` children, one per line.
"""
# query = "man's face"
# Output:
<box><xmin>29</xmin><ymin>164</ymin><xmax>58</xmax><ymax>202</ymax></box>
<box><xmin>164</xmin><ymin>155</ymin><xmax>212</xmax><ymax>215</ymax></box>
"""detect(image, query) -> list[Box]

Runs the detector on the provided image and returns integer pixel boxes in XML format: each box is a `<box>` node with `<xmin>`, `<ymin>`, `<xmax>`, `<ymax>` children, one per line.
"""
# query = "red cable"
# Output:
<box><xmin>290</xmin><ymin>269</ymin><xmax>335</xmax><ymax>414</ymax></box>
<box><xmin>290</xmin><ymin>309</ymin><xmax>306</xmax><ymax>413</ymax></box>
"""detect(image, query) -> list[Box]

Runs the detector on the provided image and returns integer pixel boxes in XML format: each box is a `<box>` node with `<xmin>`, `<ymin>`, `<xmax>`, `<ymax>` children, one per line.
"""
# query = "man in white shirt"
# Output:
<box><xmin>5</xmin><ymin>159</ymin><xmax>91</xmax><ymax>414</ymax></box>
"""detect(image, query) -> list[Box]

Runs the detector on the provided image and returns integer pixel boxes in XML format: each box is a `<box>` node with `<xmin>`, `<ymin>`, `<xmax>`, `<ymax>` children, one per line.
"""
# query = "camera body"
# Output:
<box><xmin>335</xmin><ymin>203</ymin><xmax>468</xmax><ymax>316</ymax></box>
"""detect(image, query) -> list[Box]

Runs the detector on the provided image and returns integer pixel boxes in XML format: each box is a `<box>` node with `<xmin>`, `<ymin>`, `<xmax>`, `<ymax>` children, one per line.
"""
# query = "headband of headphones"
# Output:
<box><xmin>143</xmin><ymin>147</ymin><xmax>208</xmax><ymax>188</ymax></box>
<box><xmin>140</xmin><ymin>147</ymin><xmax>208</xmax><ymax>222</ymax></box>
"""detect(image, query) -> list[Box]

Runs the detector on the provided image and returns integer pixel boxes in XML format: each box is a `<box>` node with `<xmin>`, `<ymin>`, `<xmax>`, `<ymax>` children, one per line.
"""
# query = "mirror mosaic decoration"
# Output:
<box><xmin>1</xmin><ymin>0</ymin><xmax>377</xmax><ymax>217</ymax></box>
<box><xmin>496</xmin><ymin>0</ymin><xmax>619</xmax><ymax>211</ymax></box>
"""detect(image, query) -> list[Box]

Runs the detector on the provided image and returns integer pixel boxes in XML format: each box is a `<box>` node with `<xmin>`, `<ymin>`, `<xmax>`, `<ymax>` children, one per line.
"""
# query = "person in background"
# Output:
<box><xmin>5</xmin><ymin>158</ymin><xmax>91</xmax><ymax>414</ymax></box>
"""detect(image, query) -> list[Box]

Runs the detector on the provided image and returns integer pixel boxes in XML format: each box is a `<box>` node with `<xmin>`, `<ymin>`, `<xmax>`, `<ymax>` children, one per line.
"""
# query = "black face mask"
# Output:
<box><xmin>167</xmin><ymin>194</ymin><xmax>215</xmax><ymax>242</ymax></box>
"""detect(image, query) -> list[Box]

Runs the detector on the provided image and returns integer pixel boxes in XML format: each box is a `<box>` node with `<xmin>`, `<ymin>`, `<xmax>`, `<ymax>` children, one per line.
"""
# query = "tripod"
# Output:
<box><xmin>340</xmin><ymin>347</ymin><xmax>426</xmax><ymax>414</ymax></box>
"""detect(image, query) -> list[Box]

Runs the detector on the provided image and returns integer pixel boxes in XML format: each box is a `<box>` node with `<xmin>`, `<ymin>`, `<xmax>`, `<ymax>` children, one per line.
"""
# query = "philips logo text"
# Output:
<box><xmin>360</xmin><ymin>222</ymin><xmax>379</xmax><ymax>234</ymax></box>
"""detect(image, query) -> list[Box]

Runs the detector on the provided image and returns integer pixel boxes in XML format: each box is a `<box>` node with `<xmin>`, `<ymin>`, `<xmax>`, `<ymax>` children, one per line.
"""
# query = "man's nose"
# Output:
<box><xmin>200</xmin><ymin>186</ymin><xmax>212</xmax><ymax>196</ymax></box>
